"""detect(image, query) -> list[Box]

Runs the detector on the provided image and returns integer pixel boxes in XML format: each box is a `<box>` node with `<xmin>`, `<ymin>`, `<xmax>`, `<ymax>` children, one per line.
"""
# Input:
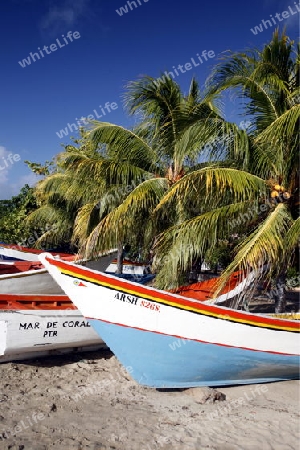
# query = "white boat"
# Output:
<box><xmin>0</xmin><ymin>244</ymin><xmax>74</xmax><ymax>262</ymax></box>
<box><xmin>40</xmin><ymin>253</ymin><xmax>300</xmax><ymax>388</ymax></box>
<box><xmin>0</xmin><ymin>293</ymin><xmax>105</xmax><ymax>362</ymax></box>
<box><xmin>0</xmin><ymin>261</ymin><xmax>63</xmax><ymax>295</ymax></box>
<box><xmin>0</xmin><ymin>250</ymin><xmax>119</xmax><ymax>295</ymax></box>
<box><xmin>0</xmin><ymin>252</ymin><xmax>151</xmax><ymax>295</ymax></box>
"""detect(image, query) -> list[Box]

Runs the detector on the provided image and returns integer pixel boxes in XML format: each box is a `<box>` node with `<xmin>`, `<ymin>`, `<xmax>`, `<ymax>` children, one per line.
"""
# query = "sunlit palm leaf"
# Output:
<box><xmin>155</xmin><ymin>167</ymin><xmax>267</xmax><ymax>217</ymax></box>
<box><xmin>27</xmin><ymin>205</ymin><xmax>73</xmax><ymax>248</ymax></box>
<box><xmin>72</xmin><ymin>202</ymin><xmax>100</xmax><ymax>247</ymax></box>
<box><xmin>255</xmin><ymin>104</ymin><xmax>300</xmax><ymax>148</ymax></box>
<box><xmin>214</xmin><ymin>203</ymin><xmax>294</xmax><ymax>296</ymax></box>
<box><xmin>153</xmin><ymin>201</ymin><xmax>260</xmax><ymax>289</ymax></box>
<box><xmin>283</xmin><ymin>217</ymin><xmax>300</xmax><ymax>255</ymax></box>
<box><xmin>83</xmin><ymin>177</ymin><xmax>168</xmax><ymax>258</ymax></box>
<box><xmin>87</xmin><ymin>121</ymin><xmax>158</xmax><ymax>171</ymax></box>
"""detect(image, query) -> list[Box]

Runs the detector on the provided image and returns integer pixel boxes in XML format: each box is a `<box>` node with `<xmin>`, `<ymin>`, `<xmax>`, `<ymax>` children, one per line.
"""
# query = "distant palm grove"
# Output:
<box><xmin>1</xmin><ymin>30</ymin><xmax>299</xmax><ymax>312</ymax></box>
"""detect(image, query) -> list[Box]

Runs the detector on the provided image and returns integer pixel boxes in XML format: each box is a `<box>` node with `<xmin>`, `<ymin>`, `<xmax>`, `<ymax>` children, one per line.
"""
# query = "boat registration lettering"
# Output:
<box><xmin>140</xmin><ymin>300</ymin><xmax>160</xmax><ymax>312</ymax></box>
<box><xmin>114</xmin><ymin>292</ymin><xmax>138</xmax><ymax>305</ymax></box>
<box><xmin>19</xmin><ymin>322</ymin><xmax>40</xmax><ymax>330</ymax></box>
<box><xmin>19</xmin><ymin>322</ymin><xmax>58</xmax><ymax>337</ymax></box>
<box><xmin>18</xmin><ymin>320</ymin><xmax>91</xmax><ymax>339</ymax></box>
<box><xmin>62</xmin><ymin>320</ymin><xmax>91</xmax><ymax>327</ymax></box>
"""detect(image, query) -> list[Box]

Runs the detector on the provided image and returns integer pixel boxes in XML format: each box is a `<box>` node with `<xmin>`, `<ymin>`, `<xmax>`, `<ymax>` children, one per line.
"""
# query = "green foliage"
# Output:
<box><xmin>204</xmin><ymin>240</ymin><xmax>235</xmax><ymax>271</ymax></box>
<box><xmin>286</xmin><ymin>266</ymin><xmax>300</xmax><ymax>286</ymax></box>
<box><xmin>29</xmin><ymin>76</ymin><xmax>228</xmax><ymax>259</ymax></box>
<box><xmin>0</xmin><ymin>185</ymin><xmax>38</xmax><ymax>245</ymax></box>
<box><xmin>19</xmin><ymin>30</ymin><xmax>299</xmax><ymax>301</ymax></box>
<box><xmin>24</xmin><ymin>160</ymin><xmax>55</xmax><ymax>176</ymax></box>
<box><xmin>153</xmin><ymin>30</ymin><xmax>299</xmax><ymax>297</ymax></box>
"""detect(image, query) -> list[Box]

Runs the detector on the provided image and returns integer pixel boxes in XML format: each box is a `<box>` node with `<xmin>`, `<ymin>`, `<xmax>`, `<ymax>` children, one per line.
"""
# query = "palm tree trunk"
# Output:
<box><xmin>116</xmin><ymin>242</ymin><xmax>124</xmax><ymax>274</ymax></box>
<box><xmin>274</xmin><ymin>273</ymin><xmax>287</xmax><ymax>313</ymax></box>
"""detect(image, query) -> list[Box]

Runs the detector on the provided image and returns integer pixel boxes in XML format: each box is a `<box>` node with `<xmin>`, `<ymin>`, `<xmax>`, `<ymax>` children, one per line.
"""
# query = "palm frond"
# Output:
<box><xmin>214</xmin><ymin>203</ymin><xmax>294</xmax><ymax>296</ymax></box>
<box><xmin>62</xmin><ymin>151</ymin><xmax>153</xmax><ymax>188</ymax></box>
<box><xmin>283</xmin><ymin>217</ymin><xmax>300</xmax><ymax>255</ymax></box>
<box><xmin>255</xmin><ymin>104</ymin><xmax>300</xmax><ymax>148</ymax></box>
<box><xmin>27</xmin><ymin>205</ymin><xmax>74</xmax><ymax>249</ymax></box>
<box><xmin>72</xmin><ymin>202</ymin><xmax>100</xmax><ymax>247</ymax></box>
<box><xmin>124</xmin><ymin>75</ymin><xmax>182</xmax><ymax>143</ymax></box>
<box><xmin>153</xmin><ymin>201</ymin><xmax>260</xmax><ymax>289</ymax></box>
<box><xmin>254</xmin><ymin>104</ymin><xmax>300</xmax><ymax>185</ymax></box>
<box><xmin>87</xmin><ymin>121</ymin><xmax>158</xmax><ymax>171</ymax></box>
<box><xmin>207</xmin><ymin>30</ymin><xmax>297</xmax><ymax>132</ymax></box>
<box><xmin>155</xmin><ymin>167</ymin><xmax>266</xmax><ymax>217</ymax></box>
<box><xmin>83</xmin><ymin>177</ymin><xmax>168</xmax><ymax>258</ymax></box>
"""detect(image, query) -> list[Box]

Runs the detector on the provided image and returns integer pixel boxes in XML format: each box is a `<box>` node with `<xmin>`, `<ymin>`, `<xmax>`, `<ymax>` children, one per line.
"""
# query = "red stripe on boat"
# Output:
<box><xmin>46</xmin><ymin>257</ymin><xmax>300</xmax><ymax>331</ymax></box>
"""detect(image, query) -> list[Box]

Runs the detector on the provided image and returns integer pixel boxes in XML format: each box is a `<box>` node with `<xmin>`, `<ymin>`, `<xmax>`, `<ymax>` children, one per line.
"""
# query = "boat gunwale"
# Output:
<box><xmin>43</xmin><ymin>255</ymin><xmax>300</xmax><ymax>331</ymax></box>
<box><xmin>0</xmin><ymin>293</ymin><xmax>74</xmax><ymax>310</ymax></box>
<box><xmin>0</xmin><ymin>268</ymin><xmax>47</xmax><ymax>280</ymax></box>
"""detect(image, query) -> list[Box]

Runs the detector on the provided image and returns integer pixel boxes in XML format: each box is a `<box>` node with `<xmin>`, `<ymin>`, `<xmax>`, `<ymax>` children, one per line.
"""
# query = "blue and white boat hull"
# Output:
<box><xmin>40</xmin><ymin>254</ymin><xmax>300</xmax><ymax>388</ymax></box>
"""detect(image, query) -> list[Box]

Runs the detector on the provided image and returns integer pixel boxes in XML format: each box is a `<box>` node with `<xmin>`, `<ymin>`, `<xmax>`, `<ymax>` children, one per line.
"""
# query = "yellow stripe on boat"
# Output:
<box><xmin>269</xmin><ymin>313</ymin><xmax>300</xmax><ymax>320</ymax></box>
<box><xmin>60</xmin><ymin>268</ymin><xmax>299</xmax><ymax>333</ymax></box>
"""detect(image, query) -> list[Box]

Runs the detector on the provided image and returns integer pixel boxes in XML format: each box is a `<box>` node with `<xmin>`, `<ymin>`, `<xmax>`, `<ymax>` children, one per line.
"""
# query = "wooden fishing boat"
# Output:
<box><xmin>0</xmin><ymin>293</ymin><xmax>105</xmax><ymax>362</ymax></box>
<box><xmin>171</xmin><ymin>270</ymin><xmax>255</xmax><ymax>305</ymax></box>
<box><xmin>0</xmin><ymin>260</ymin><xmax>44</xmax><ymax>275</ymax></box>
<box><xmin>40</xmin><ymin>254</ymin><xmax>300</xmax><ymax>388</ymax></box>
<box><xmin>0</xmin><ymin>244</ymin><xmax>75</xmax><ymax>262</ymax></box>
<box><xmin>0</xmin><ymin>253</ymin><xmax>153</xmax><ymax>295</ymax></box>
<box><xmin>0</xmin><ymin>261</ymin><xmax>63</xmax><ymax>295</ymax></box>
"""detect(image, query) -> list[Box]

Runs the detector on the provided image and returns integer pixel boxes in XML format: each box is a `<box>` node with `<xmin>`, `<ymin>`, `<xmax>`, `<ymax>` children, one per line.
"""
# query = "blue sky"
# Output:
<box><xmin>0</xmin><ymin>0</ymin><xmax>299</xmax><ymax>199</ymax></box>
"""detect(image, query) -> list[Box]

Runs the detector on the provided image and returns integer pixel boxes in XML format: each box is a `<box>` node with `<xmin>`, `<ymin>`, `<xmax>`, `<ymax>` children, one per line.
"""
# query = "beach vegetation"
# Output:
<box><xmin>153</xmin><ymin>30</ymin><xmax>299</xmax><ymax>311</ymax></box>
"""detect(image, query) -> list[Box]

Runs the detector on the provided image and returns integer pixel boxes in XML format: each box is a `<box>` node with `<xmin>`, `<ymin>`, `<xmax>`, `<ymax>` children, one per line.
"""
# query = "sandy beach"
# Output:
<box><xmin>0</xmin><ymin>347</ymin><xmax>299</xmax><ymax>450</ymax></box>
<box><xmin>0</xmin><ymin>1</ymin><xmax>299</xmax><ymax>449</ymax></box>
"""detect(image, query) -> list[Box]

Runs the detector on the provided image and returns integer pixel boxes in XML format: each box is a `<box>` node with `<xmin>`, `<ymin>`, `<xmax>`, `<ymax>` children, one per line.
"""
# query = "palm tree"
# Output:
<box><xmin>26</xmin><ymin>131</ymin><xmax>108</xmax><ymax>251</ymax></box>
<box><xmin>30</xmin><ymin>76</ymin><xmax>248</xmax><ymax>274</ymax></box>
<box><xmin>153</xmin><ymin>29</ymin><xmax>299</xmax><ymax>312</ymax></box>
<box><xmin>73</xmin><ymin>75</ymin><xmax>245</xmax><ymax>264</ymax></box>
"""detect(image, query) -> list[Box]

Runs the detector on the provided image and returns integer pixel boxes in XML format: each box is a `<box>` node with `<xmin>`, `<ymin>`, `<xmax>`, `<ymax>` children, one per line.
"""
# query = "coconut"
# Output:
<box><xmin>271</xmin><ymin>191</ymin><xmax>279</xmax><ymax>198</ymax></box>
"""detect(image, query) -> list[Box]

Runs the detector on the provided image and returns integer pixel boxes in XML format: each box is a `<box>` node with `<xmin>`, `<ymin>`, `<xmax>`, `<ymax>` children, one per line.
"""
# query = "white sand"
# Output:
<box><xmin>0</xmin><ymin>349</ymin><xmax>299</xmax><ymax>450</ymax></box>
